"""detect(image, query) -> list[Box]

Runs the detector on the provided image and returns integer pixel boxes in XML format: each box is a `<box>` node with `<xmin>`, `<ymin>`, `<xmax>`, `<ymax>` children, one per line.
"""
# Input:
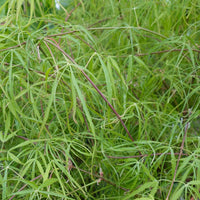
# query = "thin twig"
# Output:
<box><xmin>44</xmin><ymin>39</ymin><xmax>134</xmax><ymax>142</ymax></box>
<box><xmin>45</xmin><ymin>26</ymin><xmax>167</xmax><ymax>38</ymax></box>
<box><xmin>65</xmin><ymin>2</ymin><xmax>81</xmax><ymax>22</ymax></box>
<box><xmin>40</xmin><ymin>99</ymin><xmax>44</xmax><ymax>117</ymax></box>
<box><xmin>107</xmin><ymin>152</ymin><xmax>188</xmax><ymax>159</ymax></box>
<box><xmin>1</xmin><ymin>33</ymin><xmax>199</xmax><ymax>61</ymax></box>
<box><xmin>43</xmin><ymin>40</ymin><xmax>59</xmax><ymax>71</ymax></box>
<box><xmin>72</xmin><ymin>166</ymin><xmax>129</xmax><ymax>192</ymax></box>
<box><xmin>135</xmin><ymin>48</ymin><xmax>200</xmax><ymax>56</ymax></box>
<box><xmin>88</xmin><ymin>18</ymin><xmax>110</xmax><ymax>28</ymax></box>
<box><xmin>45</xmin><ymin>30</ymin><xmax>80</xmax><ymax>37</ymax></box>
<box><xmin>9</xmin><ymin>174</ymin><xmax>43</xmax><ymax>200</ymax></box>
<box><xmin>8</xmin><ymin>165</ymin><xmax>128</xmax><ymax>200</ymax></box>
<box><xmin>0</xmin><ymin>41</ymin><xmax>26</xmax><ymax>52</ymax></box>
<box><xmin>15</xmin><ymin>135</ymin><xmax>37</xmax><ymax>145</ymax></box>
<box><xmin>72</xmin><ymin>33</ymin><xmax>96</xmax><ymax>51</ymax></box>
<box><xmin>16</xmin><ymin>135</ymin><xmax>29</xmax><ymax>141</ymax></box>
<box><xmin>16</xmin><ymin>65</ymin><xmax>71</xmax><ymax>90</ymax></box>
<box><xmin>58</xmin><ymin>1</ymin><xmax>81</xmax><ymax>46</ymax></box>
<box><xmin>66</xmin><ymin>38</ymin><xmax>74</xmax><ymax>59</ymax></box>
<box><xmin>166</xmin><ymin>116</ymin><xmax>191</xmax><ymax>200</ymax></box>
<box><xmin>38</xmin><ymin>45</ymin><xmax>54</xmax><ymax>66</ymax></box>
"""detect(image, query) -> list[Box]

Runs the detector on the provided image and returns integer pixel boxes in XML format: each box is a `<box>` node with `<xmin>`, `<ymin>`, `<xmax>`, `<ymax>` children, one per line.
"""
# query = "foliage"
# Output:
<box><xmin>0</xmin><ymin>0</ymin><xmax>200</xmax><ymax>199</ymax></box>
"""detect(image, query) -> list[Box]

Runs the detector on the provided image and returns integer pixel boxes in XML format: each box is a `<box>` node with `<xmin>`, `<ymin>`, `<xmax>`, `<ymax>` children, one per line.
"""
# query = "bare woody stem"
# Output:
<box><xmin>44</xmin><ymin>39</ymin><xmax>135</xmax><ymax>142</ymax></box>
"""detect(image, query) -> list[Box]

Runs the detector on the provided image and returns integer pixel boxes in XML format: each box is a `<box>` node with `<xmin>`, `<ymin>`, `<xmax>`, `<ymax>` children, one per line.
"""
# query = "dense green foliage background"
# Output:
<box><xmin>0</xmin><ymin>0</ymin><xmax>200</xmax><ymax>199</ymax></box>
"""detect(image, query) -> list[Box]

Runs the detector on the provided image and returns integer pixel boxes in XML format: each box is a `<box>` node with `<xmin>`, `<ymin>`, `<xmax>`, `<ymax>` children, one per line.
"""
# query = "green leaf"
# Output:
<box><xmin>43</xmin><ymin>163</ymin><xmax>51</xmax><ymax>182</ymax></box>
<box><xmin>123</xmin><ymin>181</ymin><xmax>158</xmax><ymax>199</ymax></box>
<box><xmin>39</xmin><ymin>190</ymin><xmax>74</xmax><ymax>199</ymax></box>
<box><xmin>9</xmin><ymin>189</ymin><xmax>34</xmax><ymax>197</ymax></box>
<box><xmin>171</xmin><ymin>186</ymin><xmax>184</xmax><ymax>200</ymax></box>
<box><xmin>70</xmin><ymin>67</ymin><xmax>94</xmax><ymax>133</ymax></box>
<box><xmin>97</xmin><ymin>54</ymin><xmax>112</xmax><ymax>102</ymax></box>
<box><xmin>133</xmin><ymin>56</ymin><xmax>152</xmax><ymax>74</ymax></box>
<box><xmin>38</xmin><ymin>77</ymin><xmax>58</xmax><ymax>137</ymax></box>
<box><xmin>39</xmin><ymin>178</ymin><xmax>58</xmax><ymax>189</ymax></box>
<box><xmin>8</xmin><ymin>152</ymin><xmax>23</xmax><ymax>165</ymax></box>
<box><xmin>2</xmin><ymin>166</ymin><xmax>8</xmax><ymax>200</ymax></box>
<box><xmin>36</xmin><ymin>160</ymin><xmax>45</xmax><ymax>178</ymax></box>
<box><xmin>109</xmin><ymin>57</ymin><xmax>127</xmax><ymax>88</ymax></box>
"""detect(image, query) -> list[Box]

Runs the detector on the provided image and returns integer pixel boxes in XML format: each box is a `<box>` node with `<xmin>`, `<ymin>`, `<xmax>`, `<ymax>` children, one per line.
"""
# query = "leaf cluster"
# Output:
<box><xmin>0</xmin><ymin>0</ymin><xmax>200</xmax><ymax>199</ymax></box>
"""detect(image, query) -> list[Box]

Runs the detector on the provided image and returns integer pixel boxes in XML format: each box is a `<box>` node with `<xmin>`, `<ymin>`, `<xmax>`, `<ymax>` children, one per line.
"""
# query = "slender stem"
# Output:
<box><xmin>72</xmin><ymin>166</ymin><xmax>129</xmax><ymax>192</ymax></box>
<box><xmin>72</xmin><ymin>33</ymin><xmax>96</xmax><ymax>51</ymax></box>
<box><xmin>135</xmin><ymin>48</ymin><xmax>200</xmax><ymax>56</ymax></box>
<box><xmin>9</xmin><ymin>174</ymin><xmax>42</xmax><ymax>200</ymax></box>
<box><xmin>8</xmin><ymin>166</ymin><xmax>128</xmax><ymax>200</ymax></box>
<box><xmin>166</xmin><ymin>119</ymin><xmax>191</xmax><ymax>200</ymax></box>
<box><xmin>58</xmin><ymin>2</ymin><xmax>81</xmax><ymax>46</ymax></box>
<box><xmin>107</xmin><ymin>152</ymin><xmax>188</xmax><ymax>159</ymax></box>
<box><xmin>44</xmin><ymin>39</ymin><xmax>135</xmax><ymax>142</ymax></box>
<box><xmin>0</xmin><ymin>41</ymin><xmax>26</xmax><ymax>52</ymax></box>
<box><xmin>88</xmin><ymin>18</ymin><xmax>110</xmax><ymax>28</ymax></box>
<box><xmin>46</xmin><ymin>26</ymin><xmax>167</xmax><ymax>39</ymax></box>
<box><xmin>64</xmin><ymin>2</ymin><xmax>81</xmax><ymax>22</ymax></box>
<box><xmin>16</xmin><ymin>135</ymin><xmax>29</xmax><ymax>141</ymax></box>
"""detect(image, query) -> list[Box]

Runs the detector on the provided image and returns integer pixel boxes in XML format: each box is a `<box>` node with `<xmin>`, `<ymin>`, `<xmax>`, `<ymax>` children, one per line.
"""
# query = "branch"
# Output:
<box><xmin>9</xmin><ymin>174</ymin><xmax>43</xmax><ymax>200</ymax></box>
<box><xmin>135</xmin><ymin>48</ymin><xmax>200</xmax><ymax>56</ymax></box>
<box><xmin>107</xmin><ymin>152</ymin><xmax>188</xmax><ymax>159</ymax></box>
<box><xmin>88</xmin><ymin>18</ymin><xmax>110</xmax><ymax>28</ymax></box>
<box><xmin>72</xmin><ymin>166</ymin><xmax>129</xmax><ymax>192</ymax></box>
<box><xmin>64</xmin><ymin>2</ymin><xmax>81</xmax><ymax>22</ymax></box>
<box><xmin>8</xmin><ymin>165</ymin><xmax>128</xmax><ymax>200</ymax></box>
<box><xmin>45</xmin><ymin>26</ymin><xmax>167</xmax><ymax>38</ymax></box>
<box><xmin>166</xmin><ymin>115</ymin><xmax>191</xmax><ymax>200</ymax></box>
<box><xmin>0</xmin><ymin>42</ymin><xmax>26</xmax><ymax>52</ymax></box>
<box><xmin>44</xmin><ymin>39</ymin><xmax>135</xmax><ymax>142</ymax></box>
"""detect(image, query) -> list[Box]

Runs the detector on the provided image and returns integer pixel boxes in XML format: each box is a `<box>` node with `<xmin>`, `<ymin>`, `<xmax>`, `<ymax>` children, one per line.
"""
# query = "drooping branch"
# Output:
<box><xmin>44</xmin><ymin>38</ymin><xmax>135</xmax><ymax>142</ymax></box>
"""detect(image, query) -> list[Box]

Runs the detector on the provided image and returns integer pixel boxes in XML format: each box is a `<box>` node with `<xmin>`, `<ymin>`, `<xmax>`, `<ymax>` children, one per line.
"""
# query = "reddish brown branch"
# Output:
<box><xmin>135</xmin><ymin>48</ymin><xmax>200</xmax><ymax>56</ymax></box>
<box><xmin>107</xmin><ymin>152</ymin><xmax>188</xmax><ymax>159</ymax></box>
<box><xmin>16</xmin><ymin>135</ymin><xmax>29</xmax><ymax>141</ymax></box>
<box><xmin>9</xmin><ymin>174</ymin><xmax>43</xmax><ymax>200</ymax></box>
<box><xmin>8</xmin><ymin>165</ymin><xmax>128</xmax><ymax>200</ymax></box>
<box><xmin>46</xmin><ymin>26</ymin><xmax>167</xmax><ymax>39</ymax></box>
<box><xmin>72</xmin><ymin>166</ymin><xmax>129</xmax><ymax>192</ymax></box>
<box><xmin>44</xmin><ymin>39</ymin><xmax>135</xmax><ymax>142</ymax></box>
<box><xmin>88</xmin><ymin>18</ymin><xmax>110</xmax><ymax>28</ymax></box>
<box><xmin>46</xmin><ymin>30</ymin><xmax>79</xmax><ymax>37</ymax></box>
<box><xmin>58</xmin><ymin>2</ymin><xmax>81</xmax><ymax>46</ymax></box>
<box><xmin>0</xmin><ymin>42</ymin><xmax>26</xmax><ymax>52</ymax></box>
<box><xmin>72</xmin><ymin>33</ymin><xmax>96</xmax><ymax>51</ymax></box>
<box><xmin>166</xmin><ymin>118</ymin><xmax>191</xmax><ymax>200</ymax></box>
<box><xmin>65</xmin><ymin>2</ymin><xmax>81</xmax><ymax>22</ymax></box>
<box><xmin>43</xmin><ymin>40</ymin><xmax>58</xmax><ymax>71</ymax></box>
